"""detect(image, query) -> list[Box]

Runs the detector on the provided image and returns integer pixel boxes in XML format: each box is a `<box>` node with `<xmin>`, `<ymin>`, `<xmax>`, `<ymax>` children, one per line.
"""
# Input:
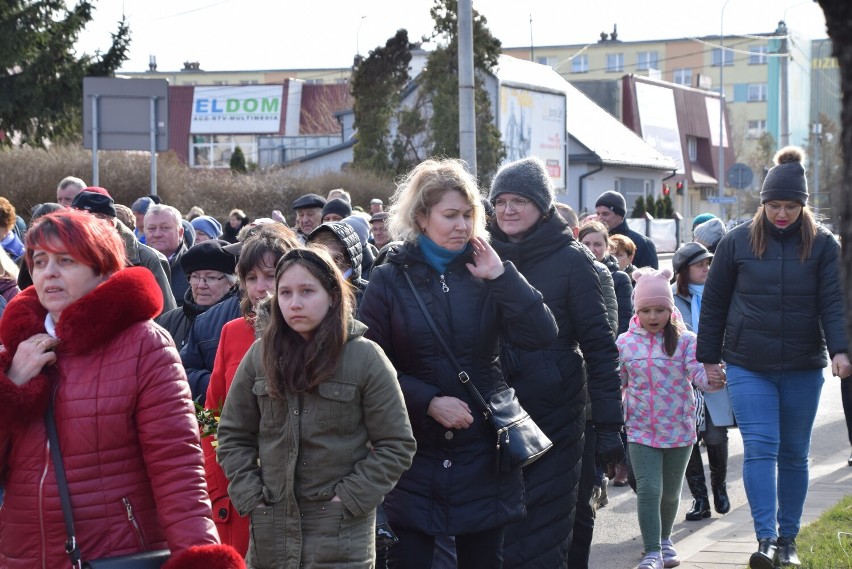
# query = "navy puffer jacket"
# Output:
<box><xmin>697</xmin><ymin>218</ymin><xmax>847</xmax><ymax>371</ymax></box>
<box><xmin>358</xmin><ymin>241</ymin><xmax>558</xmax><ymax>536</ymax></box>
<box><xmin>490</xmin><ymin>214</ymin><xmax>623</xmax><ymax>568</ymax></box>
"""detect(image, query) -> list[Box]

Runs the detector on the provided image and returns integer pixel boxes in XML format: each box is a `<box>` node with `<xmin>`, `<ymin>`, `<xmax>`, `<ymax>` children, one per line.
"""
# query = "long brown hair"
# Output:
<box><xmin>749</xmin><ymin>204</ymin><xmax>816</xmax><ymax>262</ymax></box>
<box><xmin>675</xmin><ymin>264</ymin><xmax>691</xmax><ymax>298</ymax></box>
<box><xmin>236</xmin><ymin>224</ymin><xmax>300</xmax><ymax>318</ymax></box>
<box><xmin>261</xmin><ymin>246</ymin><xmax>355</xmax><ymax>397</ymax></box>
<box><xmin>662</xmin><ymin>318</ymin><xmax>682</xmax><ymax>357</ymax></box>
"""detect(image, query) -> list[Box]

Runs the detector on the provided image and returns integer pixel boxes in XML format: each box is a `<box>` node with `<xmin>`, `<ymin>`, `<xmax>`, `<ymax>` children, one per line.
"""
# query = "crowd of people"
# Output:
<box><xmin>0</xmin><ymin>144</ymin><xmax>847</xmax><ymax>569</ymax></box>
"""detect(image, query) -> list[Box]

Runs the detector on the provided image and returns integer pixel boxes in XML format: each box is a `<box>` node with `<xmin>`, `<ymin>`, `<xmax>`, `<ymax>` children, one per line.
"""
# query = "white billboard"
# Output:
<box><xmin>635</xmin><ymin>82</ymin><xmax>685</xmax><ymax>174</ymax></box>
<box><xmin>191</xmin><ymin>85</ymin><xmax>283</xmax><ymax>134</ymax></box>
<box><xmin>499</xmin><ymin>86</ymin><xmax>566</xmax><ymax>188</ymax></box>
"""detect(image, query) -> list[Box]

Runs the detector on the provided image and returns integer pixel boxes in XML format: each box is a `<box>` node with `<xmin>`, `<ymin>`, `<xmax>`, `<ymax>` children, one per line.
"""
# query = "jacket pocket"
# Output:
<box><xmin>248</xmin><ymin>504</ymin><xmax>275</xmax><ymax>569</ymax></box>
<box><xmin>316</xmin><ymin>382</ymin><xmax>361</xmax><ymax>434</ymax></box>
<box><xmin>121</xmin><ymin>497</ymin><xmax>149</xmax><ymax>551</ymax></box>
<box><xmin>252</xmin><ymin>380</ymin><xmax>286</xmax><ymax>430</ymax></box>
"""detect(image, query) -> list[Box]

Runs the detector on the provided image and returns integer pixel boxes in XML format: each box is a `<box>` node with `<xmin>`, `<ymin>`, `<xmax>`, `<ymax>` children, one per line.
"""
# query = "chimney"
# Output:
<box><xmin>148</xmin><ymin>55</ymin><xmax>157</xmax><ymax>72</ymax></box>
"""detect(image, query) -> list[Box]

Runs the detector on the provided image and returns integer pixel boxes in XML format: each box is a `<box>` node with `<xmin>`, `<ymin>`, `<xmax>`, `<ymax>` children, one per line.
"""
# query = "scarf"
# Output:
<box><xmin>688</xmin><ymin>283</ymin><xmax>704</xmax><ymax>333</ymax></box>
<box><xmin>418</xmin><ymin>235</ymin><xmax>468</xmax><ymax>274</ymax></box>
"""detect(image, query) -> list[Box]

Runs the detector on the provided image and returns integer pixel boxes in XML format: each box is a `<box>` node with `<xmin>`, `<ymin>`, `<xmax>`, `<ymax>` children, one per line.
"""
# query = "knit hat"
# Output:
<box><xmin>131</xmin><ymin>197</ymin><xmax>154</xmax><ymax>214</ymax></box>
<box><xmin>672</xmin><ymin>242</ymin><xmax>713</xmax><ymax>274</ymax></box>
<box><xmin>322</xmin><ymin>198</ymin><xmax>352</xmax><ymax>220</ymax></box>
<box><xmin>693</xmin><ymin>218</ymin><xmax>727</xmax><ymax>252</ymax></box>
<box><xmin>71</xmin><ymin>190</ymin><xmax>116</xmax><ymax>218</ymax></box>
<box><xmin>190</xmin><ymin>215</ymin><xmax>223</xmax><ymax>239</ymax></box>
<box><xmin>488</xmin><ymin>156</ymin><xmax>555</xmax><ymax>214</ymax></box>
<box><xmin>632</xmin><ymin>267</ymin><xmax>675</xmax><ymax>311</ymax></box>
<box><xmin>292</xmin><ymin>193</ymin><xmax>326</xmax><ymax>210</ymax></box>
<box><xmin>180</xmin><ymin>239</ymin><xmax>238</xmax><ymax>275</ymax></box>
<box><xmin>761</xmin><ymin>146</ymin><xmax>809</xmax><ymax>205</ymax></box>
<box><xmin>342</xmin><ymin>215</ymin><xmax>369</xmax><ymax>246</ymax></box>
<box><xmin>691</xmin><ymin>212</ymin><xmax>716</xmax><ymax>230</ymax></box>
<box><xmin>595</xmin><ymin>190</ymin><xmax>627</xmax><ymax>218</ymax></box>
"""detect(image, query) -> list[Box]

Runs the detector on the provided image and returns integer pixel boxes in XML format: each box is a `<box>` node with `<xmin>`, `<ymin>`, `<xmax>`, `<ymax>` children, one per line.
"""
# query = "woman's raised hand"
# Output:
<box><xmin>465</xmin><ymin>236</ymin><xmax>505</xmax><ymax>281</ymax></box>
<box><xmin>427</xmin><ymin>396</ymin><xmax>474</xmax><ymax>429</ymax></box>
<box><xmin>7</xmin><ymin>334</ymin><xmax>58</xmax><ymax>386</ymax></box>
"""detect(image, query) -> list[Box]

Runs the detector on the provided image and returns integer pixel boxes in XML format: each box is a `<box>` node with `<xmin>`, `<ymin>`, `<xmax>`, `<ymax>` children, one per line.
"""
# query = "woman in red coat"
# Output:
<box><xmin>204</xmin><ymin>223</ymin><xmax>300</xmax><ymax>555</ymax></box>
<box><xmin>0</xmin><ymin>209</ymin><xmax>242</xmax><ymax>569</ymax></box>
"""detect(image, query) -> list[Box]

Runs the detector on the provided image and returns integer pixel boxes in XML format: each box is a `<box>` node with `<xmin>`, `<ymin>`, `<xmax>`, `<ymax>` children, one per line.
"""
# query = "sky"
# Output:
<box><xmin>73</xmin><ymin>0</ymin><xmax>829</xmax><ymax>73</ymax></box>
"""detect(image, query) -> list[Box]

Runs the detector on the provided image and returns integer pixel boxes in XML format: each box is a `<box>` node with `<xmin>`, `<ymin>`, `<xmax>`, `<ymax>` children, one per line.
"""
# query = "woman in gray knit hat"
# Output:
<box><xmin>487</xmin><ymin>156</ymin><xmax>625</xmax><ymax>569</ymax></box>
<box><xmin>697</xmin><ymin>146</ymin><xmax>850</xmax><ymax>569</ymax></box>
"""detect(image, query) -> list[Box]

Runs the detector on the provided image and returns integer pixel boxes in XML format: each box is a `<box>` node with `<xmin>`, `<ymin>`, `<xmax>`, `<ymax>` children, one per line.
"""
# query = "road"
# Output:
<box><xmin>587</xmin><ymin>364</ymin><xmax>849</xmax><ymax>569</ymax></box>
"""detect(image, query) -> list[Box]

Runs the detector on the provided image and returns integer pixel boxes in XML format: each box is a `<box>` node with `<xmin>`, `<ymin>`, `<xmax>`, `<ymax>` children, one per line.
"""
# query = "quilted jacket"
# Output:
<box><xmin>0</xmin><ymin>268</ymin><xmax>219</xmax><ymax>568</ymax></box>
<box><xmin>617</xmin><ymin>308</ymin><xmax>715</xmax><ymax>449</ymax></box>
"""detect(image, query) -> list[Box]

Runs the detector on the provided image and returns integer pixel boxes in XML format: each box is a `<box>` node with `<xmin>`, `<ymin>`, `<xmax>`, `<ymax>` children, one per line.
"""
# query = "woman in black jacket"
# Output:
<box><xmin>697</xmin><ymin>147</ymin><xmax>850</xmax><ymax>569</ymax></box>
<box><xmin>487</xmin><ymin>158</ymin><xmax>624</xmax><ymax>569</ymax></box>
<box><xmin>358</xmin><ymin>158</ymin><xmax>558</xmax><ymax>569</ymax></box>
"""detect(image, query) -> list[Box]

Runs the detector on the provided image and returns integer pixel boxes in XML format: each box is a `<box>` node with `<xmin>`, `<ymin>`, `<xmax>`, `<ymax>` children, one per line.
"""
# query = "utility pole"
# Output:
<box><xmin>777</xmin><ymin>20</ymin><xmax>790</xmax><ymax>147</ymax></box>
<box><xmin>458</xmin><ymin>0</ymin><xmax>477</xmax><ymax>176</ymax></box>
<box><xmin>813</xmin><ymin>122</ymin><xmax>822</xmax><ymax>213</ymax></box>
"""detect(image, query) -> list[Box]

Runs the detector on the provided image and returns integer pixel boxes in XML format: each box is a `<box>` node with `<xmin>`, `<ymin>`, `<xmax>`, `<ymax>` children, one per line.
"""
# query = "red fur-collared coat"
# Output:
<box><xmin>0</xmin><ymin>267</ymin><xmax>243</xmax><ymax>569</ymax></box>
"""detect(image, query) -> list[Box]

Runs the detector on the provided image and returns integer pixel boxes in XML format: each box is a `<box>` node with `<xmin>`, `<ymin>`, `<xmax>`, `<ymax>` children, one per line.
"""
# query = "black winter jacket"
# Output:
<box><xmin>697</xmin><ymin>218</ymin><xmax>847</xmax><ymax>371</ymax></box>
<box><xmin>168</xmin><ymin>242</ymin><xmax>190</xmax><ymax>307</ymax></box>
<box><xmin>358</xmin><ymin>241</ymin><xmax>558</xmax><ymax>536</ymax></box>
<box><xmin>179</xmin><ymin>295</ymin><xmax>242</xmax><ymax>406</ymax></box>
<box><xmin>489</xmin><ymin>215</ymin><xmax>623</xmax><ymax>568</ymax></box>
<box><xmin>610</xmin><ymin>218</ymin><xmax>658</xmax><ymax>269</ymax></box>
<box><xmin>603</xmin><ymin>254</ymin><xmax>634</xmax><ymax>335</ymax></box>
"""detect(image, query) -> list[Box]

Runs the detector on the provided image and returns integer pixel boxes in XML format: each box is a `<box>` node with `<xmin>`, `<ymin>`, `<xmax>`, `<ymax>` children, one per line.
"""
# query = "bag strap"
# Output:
<box><xmin>45</xmin><ymin>390</ymin><xmax>83</xmax><ymax>569</ymax></box>
<box><xmin>401</xmin><ymin>269</ymin><xmax>491</xmax><ymax>418</ymax></box>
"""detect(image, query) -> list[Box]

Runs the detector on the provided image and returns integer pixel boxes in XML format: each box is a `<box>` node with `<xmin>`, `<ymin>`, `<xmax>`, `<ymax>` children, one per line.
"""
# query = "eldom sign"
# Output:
<box><xmin>191</xmin><ymin>85</ymin><xmax>283</xmax><ymax>134</ymax></box>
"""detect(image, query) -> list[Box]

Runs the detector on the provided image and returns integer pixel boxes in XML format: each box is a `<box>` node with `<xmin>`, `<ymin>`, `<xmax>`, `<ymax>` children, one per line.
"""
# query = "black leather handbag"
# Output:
<box><xmin>403</xmin><ymin>270</ymin><xmax>553</xmax><ymax>472</ymax></box>
<box><xmin>45</xmin><ymin>393</ymin><xmax>170</xmax><ymax>569</ymax></box>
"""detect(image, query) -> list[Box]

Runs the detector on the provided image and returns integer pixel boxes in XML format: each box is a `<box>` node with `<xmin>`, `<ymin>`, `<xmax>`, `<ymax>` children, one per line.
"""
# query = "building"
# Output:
<box><xmin>502</xmin><ymin>23</ymin><xmax>815</xmax><ymax>170</ymax></box>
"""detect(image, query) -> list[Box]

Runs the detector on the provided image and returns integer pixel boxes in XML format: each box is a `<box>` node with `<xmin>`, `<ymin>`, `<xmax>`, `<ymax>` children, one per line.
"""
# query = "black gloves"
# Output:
<box><xmin>594</xmin><ymin>424</ymin><xmax>625</xmax><ymax>465</ymax></box>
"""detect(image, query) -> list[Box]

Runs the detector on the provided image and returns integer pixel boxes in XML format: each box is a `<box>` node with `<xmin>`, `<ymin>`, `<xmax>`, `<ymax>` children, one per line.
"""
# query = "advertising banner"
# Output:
<box><xmin>635</xmin><ymin>82</ymin><xmax>685</xmax><ymax>174</ymax></box>
<box><xmin>191</xmin><ymin>85</ymin><xmax>283</xmax><ymax>134</ymax></box>
<box><xmin>499</xmin><ymin>86</ymin><xmax>566</xmax><ymax>188</ymax></box>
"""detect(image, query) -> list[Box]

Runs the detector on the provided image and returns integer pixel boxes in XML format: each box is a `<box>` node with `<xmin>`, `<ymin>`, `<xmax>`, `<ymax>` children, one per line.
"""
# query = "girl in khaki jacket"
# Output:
<box><xmin>217</xmin><ymin>247</ymin><xmax>416</xmax><ymax>569</ymax></box>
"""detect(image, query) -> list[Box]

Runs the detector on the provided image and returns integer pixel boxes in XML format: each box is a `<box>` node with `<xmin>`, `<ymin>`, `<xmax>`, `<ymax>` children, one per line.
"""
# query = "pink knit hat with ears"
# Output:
<box><xmin>632</xmin><ymin>267</ymin><xmax>675</xmax><ymax>311</ymax></box>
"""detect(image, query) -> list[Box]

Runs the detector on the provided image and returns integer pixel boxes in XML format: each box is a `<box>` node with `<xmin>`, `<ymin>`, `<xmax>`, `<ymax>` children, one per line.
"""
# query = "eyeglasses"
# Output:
<box><xmin>494</xmin><ymin>198</ymin><xmax>530</xmax><ymax>213</ymax></box>
<box><xmin>765</xmin><ymin>203</ymin><xmax>802</xmax><ymax>215</ymax></box>
<box><xmin>188</xmin><ymin>274</ymin><xmax>227</xmax><ymax>286</ymax></box>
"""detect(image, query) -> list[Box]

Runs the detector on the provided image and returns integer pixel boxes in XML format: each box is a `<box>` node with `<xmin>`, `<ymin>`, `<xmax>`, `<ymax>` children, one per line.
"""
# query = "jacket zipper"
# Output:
<box><xmin>122</xmin><ymin>497</ymin><xmax>149</xmax><ymax>550</ymax></box>
<box><xmin>648</xmin><ymin>332</ymin><xmax>657</xmax><ymax>447</ymax></box>
<box><xmin>439</xmin><ymin>274</ymin><xmax>449</xmax><ymax>293</ymax></box>
<box><xmin>38</xmin><ymin>440</ymin><xmax>51</xmax><ymax>569</ymax></box>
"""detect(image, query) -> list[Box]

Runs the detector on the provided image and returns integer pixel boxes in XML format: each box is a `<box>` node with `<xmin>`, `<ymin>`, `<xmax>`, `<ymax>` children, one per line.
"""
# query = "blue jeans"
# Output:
<box><xmin>726</xmin><ymin>365</ymin><xmax>824</xmax><ymax>539</ymax></box>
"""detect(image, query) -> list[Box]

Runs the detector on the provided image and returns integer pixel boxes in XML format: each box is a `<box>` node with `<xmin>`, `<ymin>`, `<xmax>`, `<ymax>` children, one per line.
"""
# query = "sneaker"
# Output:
<box><xmin>661</xmin><ymin>539</ymin><xmax>681</xmax><ymax>568</ymax></box>
<box><xmin>638</xmin><ymin>551</ymin><xmax>663</xmax><ymax>569</ymax></box>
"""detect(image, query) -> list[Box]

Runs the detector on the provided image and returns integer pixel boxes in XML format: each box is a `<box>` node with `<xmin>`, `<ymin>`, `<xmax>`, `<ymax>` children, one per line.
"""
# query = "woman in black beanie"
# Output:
<box><xmin>697</xmin><ymin>146</ymin><xmax>850</xmax><ymax>569</ymax></box>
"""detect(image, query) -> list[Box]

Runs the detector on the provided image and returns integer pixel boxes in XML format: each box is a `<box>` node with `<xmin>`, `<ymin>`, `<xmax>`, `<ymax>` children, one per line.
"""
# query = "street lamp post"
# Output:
<box><xmin>718</xmin><ymin>0</ymin><xmax>732</xmax><ymax>202</ymax></box>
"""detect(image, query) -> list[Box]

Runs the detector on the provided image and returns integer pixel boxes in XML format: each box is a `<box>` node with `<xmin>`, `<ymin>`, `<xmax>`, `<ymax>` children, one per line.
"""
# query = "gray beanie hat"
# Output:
<box><xmin>488</xmin><ymin>157</ymin><xmax>555</xmax><ymax>214</ymax></box>
<box><xmin>693</xmin><ymin>218</ymin><xmax>727</xmax><ymax>252</ymax></box>
<box><xmin>761</xmin><ymin>146</ymin><xmax>808</xmax><ymax>205</ymax></box>
<box><xmin>131</xmin><ymin>196</ymin><xmax>154</xmax><ymax>214</ymax></box>
<box><xmin>595</xmin><ymin>190</ymin><xmax>627</xmax><ymax>218</ymax></box>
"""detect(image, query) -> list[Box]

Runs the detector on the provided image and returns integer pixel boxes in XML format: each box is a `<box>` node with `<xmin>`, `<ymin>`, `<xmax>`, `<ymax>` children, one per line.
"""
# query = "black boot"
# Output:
<box><xmin>707</xmin><ymin>441</ymin><xmax>731</xmax><ymax>514</ymax></box>
<box><xmin>749</xmin><ymin>538</ymin><xmax>778</xmax><ymax>569</ymax></box>
<box><xmin>685</xmin><ymin>444</ymin><xmax>711</xmax><ymax>521</ymax></box>
<box><xmin>777</xmin><ymin>536</ymin><xmax>800</xmax><ymax>567</ymax></box>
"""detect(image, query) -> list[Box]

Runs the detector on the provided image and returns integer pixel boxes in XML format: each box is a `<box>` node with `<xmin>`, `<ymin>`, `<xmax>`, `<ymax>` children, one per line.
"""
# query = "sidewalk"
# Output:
<box><xmin>666</xmin><ymin>448</ymin><xmax>852</xmax><ymax>568</ymax></box>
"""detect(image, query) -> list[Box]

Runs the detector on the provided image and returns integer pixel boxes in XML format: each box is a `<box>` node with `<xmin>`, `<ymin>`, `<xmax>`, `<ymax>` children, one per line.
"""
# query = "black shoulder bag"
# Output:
<box><xmin>402</xmin><ymin>270</ymin><xmax>553</xmax><ymax>472</ymax></box>
<box><xmin>45</xmin><ymin>393</ymin><xmax>170</xmax><ymax>569</ymax></box>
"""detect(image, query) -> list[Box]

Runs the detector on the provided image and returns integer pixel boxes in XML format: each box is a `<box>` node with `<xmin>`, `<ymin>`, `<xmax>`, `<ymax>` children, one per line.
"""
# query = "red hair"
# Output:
<box><xmin>25</xmin><ymin>209</ymin><xmax>125</xmax><ymax>275</ymax></box>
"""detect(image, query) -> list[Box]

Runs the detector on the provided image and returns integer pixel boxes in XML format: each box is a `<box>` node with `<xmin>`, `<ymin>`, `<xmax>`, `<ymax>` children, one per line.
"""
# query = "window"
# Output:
<box><xmin>239</xmin><ymin>80</ymin><xmax>259</xmax><ymax>85</ymax></box>
<box><xmin>606</xmin><ymin>53</ymin><xmax>624</xmax><ymax>72</ymax></box>
<box><xmin>747</xmin><ymin>83</ymin><xmax>768</xmax><ymax>102</ymax></box>
<box><xmin>747</xmin><ymin>120</ymin><xmax>767</xmax><ymax>138</ymax></box>
<box><xmin>712</xmin><ymin>48</ymin><xmax>734</xmax><ymax>66</ymax></box>
<box><xmin>536</xmin><ymin>56</ymin><xmax>557</xmax><ymax>67</ymax></box>
<box><xmin>212</xmin><ymin>80</ymin><xmax>228</xmax><ymax>86</ymax></box>
<box><xmin>189</xmin><ymin>134</ymin><xmax>257</xmax><ymax>169</ymax></box>
<box><xmin>637</xmin><ymin>51</ymin><xmax>659</xmax><ymax>71</ymax></box>
<box><xmin>673</xmin><ymin>68</ymin><xmax>693</xmax><ymax>86</ymax></box>
<box><xmin>749</xmin><ymin>45</ymin><xmax>768</xmax><ymax>65</ymax></box>
<box><xmin>687</xmin><ymin>137</ymin><xmax>698</xmax><ymax>161</ymax></box>
<box><xmin>571</xmin><ymin>54</ymin><xmax>589</xmax><ymax>73</ymax></box>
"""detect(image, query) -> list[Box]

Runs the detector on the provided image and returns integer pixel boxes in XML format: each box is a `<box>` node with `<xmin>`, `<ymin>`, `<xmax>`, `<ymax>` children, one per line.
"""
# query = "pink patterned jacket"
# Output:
<box><xmin>616</xmin><ymin>308</ymin><xmax>715</xmax><ymax>449</ymax></box>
